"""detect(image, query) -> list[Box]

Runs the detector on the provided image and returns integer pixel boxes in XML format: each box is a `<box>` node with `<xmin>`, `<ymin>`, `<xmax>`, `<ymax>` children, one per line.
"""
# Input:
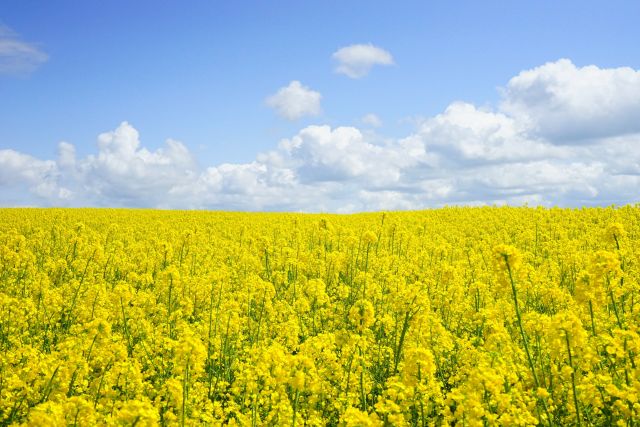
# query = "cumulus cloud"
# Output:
<box><xmin>0</xmin><ymin>25</ymin><xmax>48</xmax><ymax>74</ymax></box>
<box><xmin>501</xmin><ymin>59</ymin><xmax>640</xmax><ymax>142</ymax></box>
<box><xmin>417</xmin><ymin>102</ymin><xmax>568</xmax><ymax>164</ymax></box>
<box><xmin>2</xmin><ymin>59</ymin><xmax>640</xmax><ymax>211</ymax></box>
<box><xmin>270</xmin><ymin>124</ymin><xmax>430</xmax><ymax>187</ymax></box>
<box><xmin>332</xmin><ymin>44</ymin><xmax>394</xmax><ymax>78</ymax></box>
<box><xmin>266</xmin><ymin>81</ymin><xmax>322</xmax><ymax>120</ymax></box>
<box><xmin>0</xmin><ymin>149</ymin><xmax>72</xmax><ymax>205</ymax></box>
<box><xmin>81</xmin><ymin>123</ymin><xmax>197</xmax><ymax>206</ymax></box>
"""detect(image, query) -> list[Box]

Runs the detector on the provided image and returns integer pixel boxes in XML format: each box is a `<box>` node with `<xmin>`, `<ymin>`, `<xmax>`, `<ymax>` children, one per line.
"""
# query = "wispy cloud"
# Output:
<box><xmin>0</xmin><ymin>25</ymin><xmax>48</xmax><ymax>75</ymax></box>
<box><xmin>361</xmin><ymin>113</ymin><xmax>383</xmax><ymax>128</ymax></box>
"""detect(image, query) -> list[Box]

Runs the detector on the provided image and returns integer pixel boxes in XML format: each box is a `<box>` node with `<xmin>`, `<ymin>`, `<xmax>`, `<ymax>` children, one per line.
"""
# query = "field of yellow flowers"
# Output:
<box><xmin>0</xmin><ymin>207</ymin><xmax>639</xmax><ymax>426</ymax></box>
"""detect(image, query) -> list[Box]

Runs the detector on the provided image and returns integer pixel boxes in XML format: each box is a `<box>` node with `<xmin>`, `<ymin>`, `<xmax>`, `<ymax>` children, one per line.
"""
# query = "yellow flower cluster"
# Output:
<box><xmin>0</xmin><ymin>206</ymin><xmax>639</xmax><ymax>425</ymax></box>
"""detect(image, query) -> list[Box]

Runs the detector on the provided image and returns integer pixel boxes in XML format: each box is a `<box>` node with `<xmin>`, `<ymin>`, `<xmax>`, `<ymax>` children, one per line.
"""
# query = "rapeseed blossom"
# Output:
<box><xmin>0</xmin><ymin>207</ymin><xmax>639</xmax><ymax>425</ymax></box>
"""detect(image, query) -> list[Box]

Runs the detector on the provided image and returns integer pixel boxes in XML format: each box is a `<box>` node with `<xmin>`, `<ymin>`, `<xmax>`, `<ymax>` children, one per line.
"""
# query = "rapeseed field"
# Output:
<box><xmin>0</xmin><ymin>207</ymin><xmax>638</xmax><ymax>426</ymax></box>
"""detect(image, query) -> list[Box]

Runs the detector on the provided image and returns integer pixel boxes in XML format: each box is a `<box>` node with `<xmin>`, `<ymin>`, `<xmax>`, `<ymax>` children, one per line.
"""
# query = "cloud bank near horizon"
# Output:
<box><xmin>2</xmin><ymin>59</ymin><xmax>640</xmax><ymax>212</ymax></box>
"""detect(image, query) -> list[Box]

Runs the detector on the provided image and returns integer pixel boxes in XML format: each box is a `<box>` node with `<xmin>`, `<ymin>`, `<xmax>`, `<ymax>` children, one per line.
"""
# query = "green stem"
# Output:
<box><xmin>181</xmin><ymin>359</ymin><xmax>190</xmax><ymax>427</ymax></box>
<box><xmin>358</xmin><ymin>345</ymin><xmax>367</xmax><ymax>411</ymax></box>
<box><xmin>588</xmin><ymin>300</ymin><xmax>597</xmax><ymax>336</ymax></box>
<box><xmin>292</xmin><ymin>389</ymin><xmax>300</xmax><ymax>427</ymax></box>
<box><xmin>504</xmin><ymin>256</ymin><xmax>552</xmax><ymax>426</ymax></box>
<box><xmin>564</xmin><ymin>331</ymin><xmax>581</xmax><ymax>426</ymax></box>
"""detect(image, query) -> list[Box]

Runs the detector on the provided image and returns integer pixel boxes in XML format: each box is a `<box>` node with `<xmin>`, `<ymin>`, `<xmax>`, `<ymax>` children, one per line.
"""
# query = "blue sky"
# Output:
<box><xmin>1</xmin><ymin>1</ymin><xmax>640</xmax><ymax>210</ymax></box>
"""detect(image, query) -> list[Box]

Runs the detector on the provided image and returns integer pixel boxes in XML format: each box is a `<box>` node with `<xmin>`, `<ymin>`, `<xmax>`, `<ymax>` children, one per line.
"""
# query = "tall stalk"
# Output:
<box><xmin>504</xmin><ymin>255</ymin><xmax>552</xmax><ymax>426</ymax></box>
<box><xmin>564</xmin><ymin>331</ymin><xmax>581</xmax><ymax>427</ymax></box>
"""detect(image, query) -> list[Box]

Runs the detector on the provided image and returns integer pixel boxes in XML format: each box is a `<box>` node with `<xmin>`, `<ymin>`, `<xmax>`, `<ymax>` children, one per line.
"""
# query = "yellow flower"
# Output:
<box><xmin>492</xmin><ymin>244</ymin><xmax>522</xmax><ymax>271</ymax></box>
<box><xmin>349</xmin><ymin>300</ymin><xmax>375</xmax><ymax>332</ymax></box>
<box><xmin>2</xmin><ymin>206</ymin><xmax>640</xmax><ymax>425</ymax></box>
<box><xmin>362</xmin><ymin>231</ymin><xmax>377</xmax><ymax>245</ymax></box>
<box><xmin>604</xmin><ymin>222</ymin><xmax>625</xmax><ymax>247</ymax></box>
<box><xmin>290</xmin><ymin>370</ymin><xmax>306</xmax><ymax>391</ymax></box>
<box><xmin>341</xmin><ymin>406</ymin><xmax>383</xmax><ymax>426</ymax></box>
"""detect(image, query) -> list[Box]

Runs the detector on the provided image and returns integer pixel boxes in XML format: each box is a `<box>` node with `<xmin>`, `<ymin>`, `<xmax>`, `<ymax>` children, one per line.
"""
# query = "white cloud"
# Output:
<box><xmin>361</xmin><ymin>113</ymin><xmax>383</xmax><ymax>127</ymax></box>
<box><xmin>2</xmin><ymin>59</ymin><xmax>640</xmax><ymax>211</ymax></box>
<box><xmin>332</xmin><ymin>44</ymin><xmax>394</xmax><ymax>78</ymax></box>
<box><xmin>501</xmin><ymin>59</ymin><xmax>640</xmax><ymax>142</ymax></box>
<box><xmin>417</xmin><ymin>102</ymin><xmax>568</xmax><ymax>163</ymax></box>
<box><xmin>266</xmin><ymin>81</ymin><xmax>322</xmax><ymax>120</ymax></box>
<box><xmin>0</xmin><ymin>25</ymin><xmax>48</xmax><ymax>74</ymax></box>
<box><xmin>267</xmin><ymin>124</ymin><xmax>431</xmax><ymax>190</ymax></box>
<box><xmin>0</xmin><ymin>149</ymin><xmax>69</xmax><ymax>202</ymax></box>
<box><xmin>81</xmin><ymin>122</ymin><xmax>198</xmax><ymax>206</ymax></box>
